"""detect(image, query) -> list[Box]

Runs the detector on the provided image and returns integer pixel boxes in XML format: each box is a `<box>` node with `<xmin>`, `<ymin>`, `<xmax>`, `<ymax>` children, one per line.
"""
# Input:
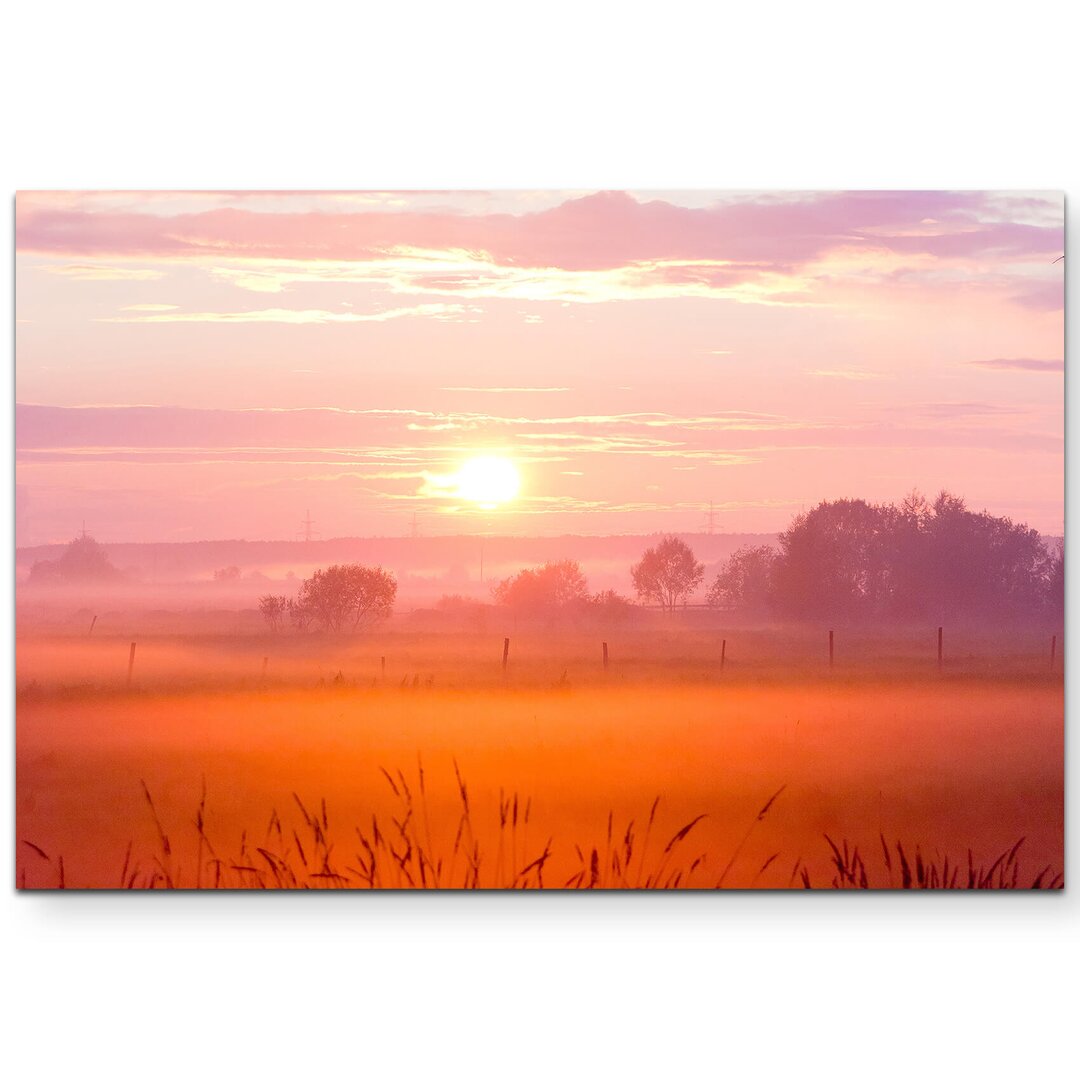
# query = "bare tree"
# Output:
<box><xmin>630</xmin><ymin>536</ymin><xmax>704</xmax><ymax>612</ymax></box>
<box><xmin>258</xmin><ymin>594</ymin><xmax>288</xmax><ymax>632</ymax></box>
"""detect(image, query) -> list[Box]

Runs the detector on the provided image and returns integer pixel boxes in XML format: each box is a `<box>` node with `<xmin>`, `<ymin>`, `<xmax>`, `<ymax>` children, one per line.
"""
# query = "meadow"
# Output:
<box><xmin>15</xmin><ymin>625</ymin><xmax>1064</xmax><ymax>889</ymax></box>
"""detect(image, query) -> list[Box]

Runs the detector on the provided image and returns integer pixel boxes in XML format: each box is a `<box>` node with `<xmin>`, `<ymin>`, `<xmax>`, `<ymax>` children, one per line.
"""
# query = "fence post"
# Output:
<box><xmin>937</xmin><ymin>626</ymin><xmax>943</xmax><ymax>670</ymax></box>
<box><xmin>721</xmin><ymin>638</ymin><xmax>727</xmax><ymax>672</ymax></box>
<box><xmin>502</xmin><ymin>637</ymin><xmax>510</xmax><ymax>674</ymax></box>
<box><xmin>829</xmin><ymin>629</ymin><xmax>834</xmax><ymax>668</ymax></box>
<box><xmin>1050</xmin><ymin>634</ymin><xmax>1057</xmax><ymax>673</ymax></box>
<box><xmin>602</xmin><ymin>641</ymin><xmax>609</xmax><ymax>670</ymax></box>
<box><xmin>126</xmin><ymin>642</ymin><xmax>137</xmax><ymax>687</ymax></box>
<box><xmin>381</xmin><ymin>656</ymin><xmax>386</xmax><ymax>682</ymax></box>
<box><xmin>88</xmin><ymin>614</ymin><xmax>97</xmax><ymax>637</ymax></box>
<box><xmin>261</xmin><ymin>656</ymin><xmax>268</xmax><ymax>684</ymax></box>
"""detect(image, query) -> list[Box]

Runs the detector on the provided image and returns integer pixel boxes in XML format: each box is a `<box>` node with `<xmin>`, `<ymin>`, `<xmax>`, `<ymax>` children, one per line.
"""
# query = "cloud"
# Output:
<box><xmin>201</xmin><ymin>250</ymin><xmax>816</xmax><ymax>307</ymax></box>
<box><xmin>42</xmin><ymin>263</ymin><xmax>164</xmax><ymax>281</ymax></box>
<box><xmin>807</xmin><ymin>369</ymin><xmax>888</xmax><ymax>381</ymax></box>
<box><xmin>440</xmin><ymin>386</ymin><xmax>570</xmax><ymax>394</ymax></box>
<box><xmin>18</xmin><ymin>190</ymin><xmax>1063</xmax><ymax>269</ymax></box>
<box><xmin>1008</xmin><ymin>281</ymin><xmax>1064</xmax><ymax>312</ymax></box>
<box><xmin>971</xmin><ymin>358</ymin><xmax>1064</xmax><ymax>373</ymax></box>
<box><xmin>16</xmin><ymin>190</ymin><xmax>1063</xmax><ymax>308</ymax></box>
<box><xmin>884</xmin><ymin>401</ymin><xmax>1026</xmax><ymax>419</ymax></box>
<box><xmin>120</xmin><ymin>303</ymin><xmax>179</xmax><ymax>312</ymax></box>
<box><xmin>95</xmin><ymin>303</ymin><xmax>472</xmax><ymax>324</ymax></box>
<box><xmin>16</xmin><ymin>401</ymin><xmax>1061</xmax><ymax>471</ymax></box>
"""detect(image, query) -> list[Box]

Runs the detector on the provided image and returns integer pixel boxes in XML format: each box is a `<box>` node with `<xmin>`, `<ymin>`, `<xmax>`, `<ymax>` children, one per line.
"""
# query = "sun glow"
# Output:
<box><xmin>455</xmin><ymin>456</ymin><xmax>520</xmax><ymax>508</ymax></box>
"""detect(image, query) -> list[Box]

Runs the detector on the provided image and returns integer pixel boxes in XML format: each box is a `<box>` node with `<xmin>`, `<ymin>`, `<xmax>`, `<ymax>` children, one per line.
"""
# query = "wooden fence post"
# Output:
<box><xmin>829</xmin><ymin>629</ymin><xmax>834</xmax><ymax>668</ymax></box>
<box><xmin>721</xmin><ymin>638</ymin><xmax>727</xmax><ymax>672</ymax></box>
<box><xmin>502</xmin><ymin>637</ymin><xmax>510</xmax><ymax>673</ymax></box>
<box><xmin>381</xmin><ymin>655</ymin><xmax>386</xmax><ymax>682</ymax></box>
<box><xmin>602</xmin><ymin>641</ymin><xmax>609</xmax><ymax>670</ymax></box>
<box><xmin>937</xmin><ymin>626</ymin><xmax>943</xmax><ymax>670</ymax></box>
<box><xmin>127</xmin><ymin>642</ymin><xmax>137</xmax><ymax>687</ymax></box>
<box><xmin>1050</xmin><ymin>634</ymin><xmax>1057</xmax><ymax>673</ymax></box>
<box><xmin>88</xmin><ymin>614</ymin><xmax>97</xmax><ymax>637</ymax></box>
<box><xmin>261</xmin><ymin>656</ymin><xmax>268</xmax><ymax>684</ymax></box>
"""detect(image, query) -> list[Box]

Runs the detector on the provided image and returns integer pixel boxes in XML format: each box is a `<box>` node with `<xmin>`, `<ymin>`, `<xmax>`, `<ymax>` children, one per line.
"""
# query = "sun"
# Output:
<box><xmin>455</xmin><ymin>456</ymin><xmax>520</xmax><ymax>509</ymax></box>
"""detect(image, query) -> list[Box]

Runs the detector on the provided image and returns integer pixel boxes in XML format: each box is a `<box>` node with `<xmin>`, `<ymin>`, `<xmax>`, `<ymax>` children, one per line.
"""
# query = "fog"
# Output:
<box><xmin>15</xmin><ymin>517</ymin><xmax>1064</xmax><ymax>889</ymax></box>
<box><xmin>16</xmin><ymin>622</ymin><xmax>1063</xmax><ymax>889</ymax></box>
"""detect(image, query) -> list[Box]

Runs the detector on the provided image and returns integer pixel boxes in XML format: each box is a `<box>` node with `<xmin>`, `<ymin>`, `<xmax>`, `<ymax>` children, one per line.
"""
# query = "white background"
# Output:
<box><xmin>2</xmin><ymin>2</ymin><xmax>1075</xmax><ymax>1076</ymax></box>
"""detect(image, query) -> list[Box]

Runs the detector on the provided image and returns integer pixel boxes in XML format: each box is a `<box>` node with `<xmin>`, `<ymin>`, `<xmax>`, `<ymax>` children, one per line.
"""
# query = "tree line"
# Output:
<box><xmin>21</xmin><ymin>491</ymin><xmax>1065</xmax><ymax>631</ymax></box>
<box><xmin>477</xmin><ymin>491</ymin><xmax>1062</xmax><ymax>624</ymax></box>
<box><xmin>234</xmin><ymin>490</ymin><xmax>1062</xmax><ymax>631</ymax></box>
<box><xmin>715</xmin><ymin>491</ymin><xmax>1063</xmax><ymax>622</ymax></box>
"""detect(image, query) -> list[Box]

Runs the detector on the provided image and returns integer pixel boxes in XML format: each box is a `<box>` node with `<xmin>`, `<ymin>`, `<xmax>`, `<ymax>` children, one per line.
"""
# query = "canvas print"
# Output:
<box><xmin>14</xmin><ymin>190</ymin><xmax>1064</xmax><ymax>889</ymax></box>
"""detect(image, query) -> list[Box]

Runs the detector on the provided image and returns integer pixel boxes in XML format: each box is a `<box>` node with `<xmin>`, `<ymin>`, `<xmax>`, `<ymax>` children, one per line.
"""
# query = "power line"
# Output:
<box><xmin>702</xmin><ymin>501</ymin><xmax>718</xmax><ymax>535</ymax></box>
<box><xmin>298</xmin><ymin>510</ymin><xmax>318</xmax><ymax>542</ymax></box>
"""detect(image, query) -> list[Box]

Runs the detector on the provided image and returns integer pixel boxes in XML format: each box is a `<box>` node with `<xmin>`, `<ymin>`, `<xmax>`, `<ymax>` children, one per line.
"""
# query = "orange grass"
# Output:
<box><xmin>16</xmin><ymin>632</ymin><xmax>1064</xmax><ymax>890</ymax></box>
<box><xmin>18</xmin><ymin>765</ymin><xmax>1062</xmax><ymax>890</ymax></box>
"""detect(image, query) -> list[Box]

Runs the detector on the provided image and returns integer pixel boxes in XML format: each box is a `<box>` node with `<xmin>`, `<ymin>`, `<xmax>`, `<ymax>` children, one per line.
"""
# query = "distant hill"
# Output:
<box><xmin>16</xmin><ymin>532</ymin><xmax>778</xmax><ymax>602</ymax></box>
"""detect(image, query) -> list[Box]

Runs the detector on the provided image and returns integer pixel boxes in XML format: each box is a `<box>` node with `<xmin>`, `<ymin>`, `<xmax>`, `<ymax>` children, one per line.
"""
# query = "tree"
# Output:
<box><xmin>884</xmin><ymin>490</ymin><xmax>934</xmax><ymax>618</ymax></box>
<box><xmin>630</xmin><ymin>536</ymin><xmax>704</xmax><ymax>611</ymax></box>
<box><xmin>769</xmin><ymin>491</ymin><xmax>1056</xmax><ymax>622</ymax></box>
<box><xmin>771</xmin><ymin>499</ymin><xmax>892</xmax><ymax>619</ymax></box>
<box><xmin>493</xmin><ymin>560</ymin><xmax>589</xmax><ymax>615</ymax></box>
<box><xmin>706</xmin><ymin>545</ymin><xmax>777</xmax><ymax>614</ymax></box>
<box><xmin>293</xmin><ymin>564</ymin><xmax>397</xmax><ymax>632</ymax></box>
<box><xmin>287</xmin><ymin>596</ymin><xmax>313</xmax><ymax>632</ymax></box>
<box><xmin>917</xmin><ymin>492</ymin><xmax>1051</xmax><ymax>620</ymax></box>
<box><xmin>214</xmin><ymin>565</ymin><xmax>241</xmax><ymax>582</ymax></box>
<box><xmin>29</xmin><ymin>533</ymin><xmax>120</xmax><ymax>584</ymax></box>
<box><xmin>258</xmin><ymin>594</ymin><xmax>288</xmax><ymax>632</ymax></box>
<box><xmin>589</xmin><ymin>589</ymin><xmax>636</xmax><ymax>625</ymax></box>
<box><xmin>435</xmin><ymin>593</ymin><xmax>489</xmax><ymax>631</ymax></box>
<box><xmin>1046</xmin><ymin>542</ymin><xmax>1064</xmax><ymax>620</ymax></box>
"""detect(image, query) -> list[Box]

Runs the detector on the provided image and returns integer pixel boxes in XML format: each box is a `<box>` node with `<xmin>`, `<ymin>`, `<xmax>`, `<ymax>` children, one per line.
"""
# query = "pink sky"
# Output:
<box><xmin>15</xmin><ymin>190</ymin><xmax>1064</xmax><ymax>544</ymax></box>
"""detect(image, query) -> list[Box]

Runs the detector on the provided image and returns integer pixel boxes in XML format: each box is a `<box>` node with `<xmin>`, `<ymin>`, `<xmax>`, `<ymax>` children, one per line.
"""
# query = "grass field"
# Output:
<box><xmin>15</xmin><ymin>627</ymin><xmax>1064</xmax><ymax>889</ymax></box>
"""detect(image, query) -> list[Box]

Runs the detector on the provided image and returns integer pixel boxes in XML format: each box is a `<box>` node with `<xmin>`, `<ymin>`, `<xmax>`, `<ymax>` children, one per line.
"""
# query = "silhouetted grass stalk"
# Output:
<box><xmin>18</xmin><ymin>767</ymin><xmax>1064</xmax><ymax>890</ymax></box>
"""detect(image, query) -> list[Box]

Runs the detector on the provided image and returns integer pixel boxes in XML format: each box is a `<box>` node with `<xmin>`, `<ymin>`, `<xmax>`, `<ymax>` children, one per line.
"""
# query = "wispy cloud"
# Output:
<box><xmin>43</xmin><ymin>263</ymin><xmax>164</xmax><ymax>282</ymax></box>
<box><xmin>201</xmin><ymin>251</ymin><xmax>816</xmax><ymax>307</ymax></box>
<box><xmin>807</xmin><ymin>369</ymin><xmax>888</xmax><ymax>381</ymax></box>
<box><xmin>20</xmin><ymin>191</ymin><xmax>1063</xmax><ymax>271</ymax></box>
<box><xmin>440</xmin><ymin>386</ymin><xmax>571</xmax><ymax>394</ymax></box>
<box><xmin>970</xmin><ymin>357</ymin><xmax>1064</xmax><ymax>373</ymax></box>
<box><xmin>23</xmin><ymin>402</ymin><xmax>1053</xmax><ymax>461</ymax></box>
<box><xmin>96</xmin><ymin>303</ymin><xmax>472</xmax><ymax>325</ymax></box>
<box><xmin>19</xmin><ymin>191</ymin><xmax>1063</xmax><ymax>312</ymax></box>
<box><xmin>1008</xmin><ymin>281</ymin><xmax>1064</xmax><ymax>312</ymax></box>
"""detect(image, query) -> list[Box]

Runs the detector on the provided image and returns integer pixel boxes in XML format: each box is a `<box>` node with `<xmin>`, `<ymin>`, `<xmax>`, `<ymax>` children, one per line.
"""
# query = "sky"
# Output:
<box><xmin>14</xmin><ymin>189</ymin><xmax>1064</xmax><ymax>544</ymax></box>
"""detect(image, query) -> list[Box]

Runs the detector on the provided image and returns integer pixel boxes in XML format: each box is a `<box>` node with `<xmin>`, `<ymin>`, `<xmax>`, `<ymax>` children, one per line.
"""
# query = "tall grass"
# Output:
<box><xmin>17</xmin><ymin>764</ymin><xmax>1063</xmax><ymax>890</ymax></box>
